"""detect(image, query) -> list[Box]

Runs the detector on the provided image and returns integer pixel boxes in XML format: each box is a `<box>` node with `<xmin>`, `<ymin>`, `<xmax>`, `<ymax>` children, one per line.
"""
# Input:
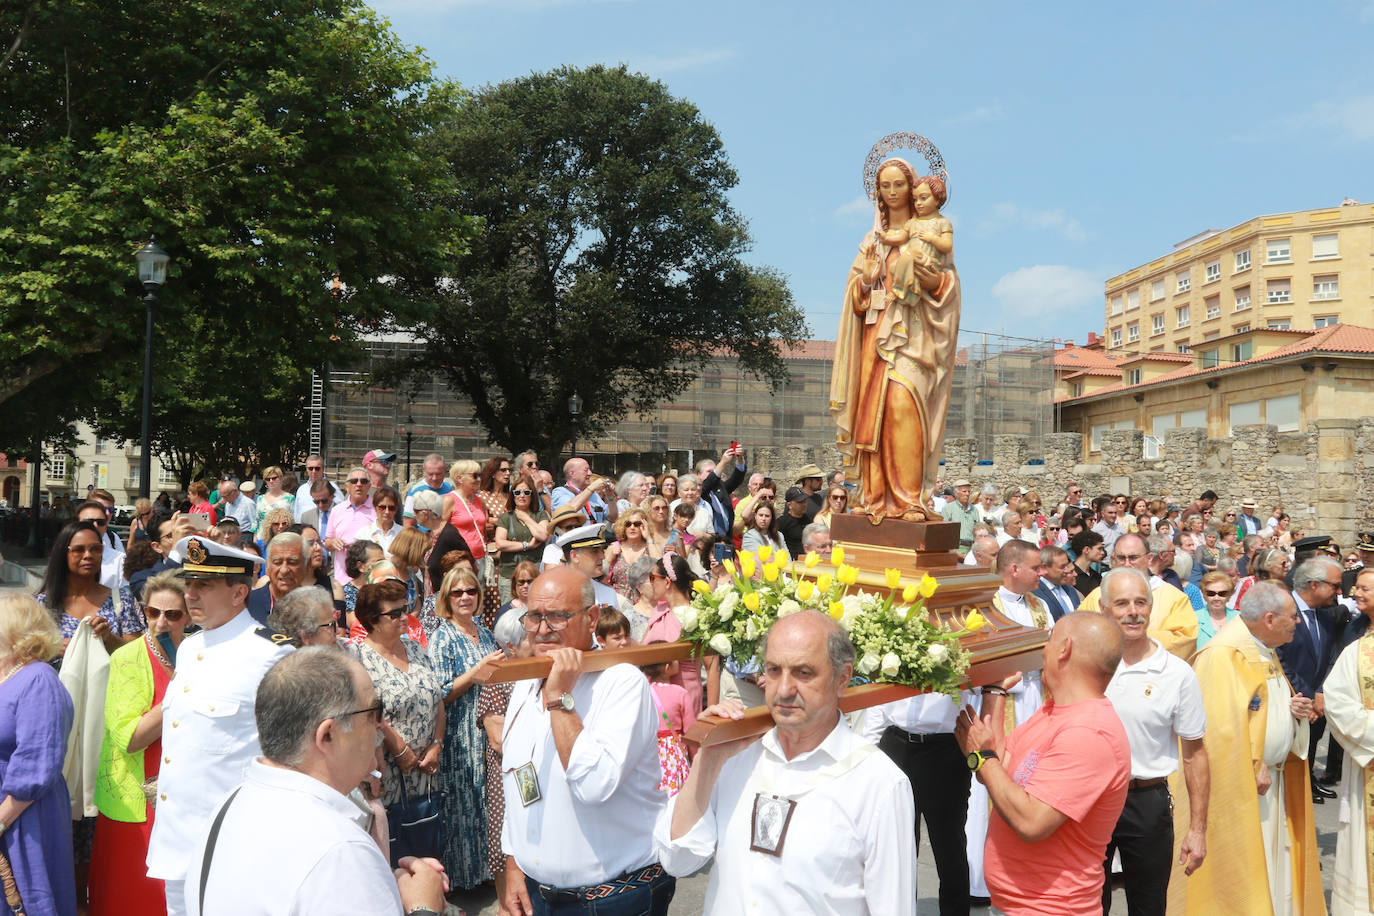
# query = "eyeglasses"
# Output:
<box><xmin>68</xmin><ymin>544</ymin><xmax>104</xmax><ymax>555</ymax></box>
<box><xmin>512</xmin><ymin>489</ymin><xmax>533</xmax><ymax>496</ymax></box>
<box><xmin>316</xmin><ymin>621</ymin><xmax>340</xmax><ymax>633</ymax></box>
<box><xmin>347</xmin><ymin>477</ymin><xmax>369</xmax><ymax>485</ymax></box>
<box><xmin>1203</xmin><ymin>589</ymin><xmax>1231</xmax><ymax>598</ymax></box>
<box><xmin>334</xmin><ymin>701</ymin><xmax>386</xmax><ymax>725</ymax></box>
<box><xmin>449</xmin><ymin>587</ymin><xmax>480</xmax><ymax>597</ymax></box>
<box><xmin>146</xmin><ymin>606</ymin><xmax>186</xmax><ymax>621</ymax></box>
<box><xmin>519</xmin><ymin>608</ymin><xmax>588</xmax><ymax>632</ymax></box>
<box><xmin>1112</xmin><ymin>553</ymin><xmax>1147</xmax><ymax>563</ymax></box>
<box><xmin>375</xmin><ymin>503</ymin><xmax>397</xmax><ymax>511</ymax></box>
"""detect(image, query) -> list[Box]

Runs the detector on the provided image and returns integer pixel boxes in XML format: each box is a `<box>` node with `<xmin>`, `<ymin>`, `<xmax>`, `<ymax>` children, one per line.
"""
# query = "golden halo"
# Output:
<box><xmin>863</xmin><ymin>132</ymin><xmax>949</xmax><ymax>204</ymax></box>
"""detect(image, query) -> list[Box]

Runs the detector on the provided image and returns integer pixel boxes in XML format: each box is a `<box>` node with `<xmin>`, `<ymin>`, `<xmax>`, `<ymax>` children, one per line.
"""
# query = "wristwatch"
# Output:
<box><xmin>967</xmin><ymin>749</ymin><xmax>997</xmax><ymax>773</ymax></box>
<box><xmin>545</xmin><ymin>692</ymin><xmax>575</xmax><ymax>713</ymax></box>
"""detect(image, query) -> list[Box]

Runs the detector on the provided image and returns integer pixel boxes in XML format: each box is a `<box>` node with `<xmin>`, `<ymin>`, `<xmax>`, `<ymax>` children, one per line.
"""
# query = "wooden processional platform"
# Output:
<box><xmin>475</xmin><ymin>518</ymin><xmax>1049</xmax><ymax>748</ymax></box>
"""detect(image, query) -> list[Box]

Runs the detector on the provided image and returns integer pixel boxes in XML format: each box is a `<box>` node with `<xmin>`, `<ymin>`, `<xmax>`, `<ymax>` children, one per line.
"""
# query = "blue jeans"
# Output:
<box><xmin>524</xmin><ymin>868</ymin><xmax>675</xmax><ymax>916</ymax></box>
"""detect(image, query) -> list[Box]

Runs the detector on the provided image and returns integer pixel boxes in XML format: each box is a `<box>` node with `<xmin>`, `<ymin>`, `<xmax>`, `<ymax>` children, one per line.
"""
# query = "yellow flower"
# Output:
<box><xmin>964</xmin><ymin>609</ymin><xmax>988</xmax><ymax>632</ymax></box>
<box><xmin>919</xmin><ymin>573</ymin><xmax>938</xmax><ymax>598</ymax></box>
<box><xmin>757</xmin><ymin>544</ymin><xmax>773</xmax><ymax>562</ymax></box>
<box><xmin>739</xmin><ymin>552</ymin><xmax>757</xmax><ymax>579</ymax></box>
<box><xmin>830</xmin><ymin>545</ymin><xmax>845</xmax><ymax>567</ymax></box>
<box><xmin>816</xmin><ymin>574</ymin><xmax>833</xmax><ymax>593</ymax></box>
<box><xmin>743</xmin><ymin>592</ymin><xmax>760</xmax><ymax>612</ymax></box>
<box><xmin>692</xmin><ymin>579</ymin><xmax>710</xmax><ymax>595</ymax></box>
<box><xmin>837</xmin><ymin>564</ymin><xmax>859</xmax><ymax>586</ymax></box>
<box><xmin>796</xmin><ymin>580</ymin><xmax>815</xmax><ymax>601</ymax></box>
<box><xmin>884</xmin><ymin>568</ymin><xmax>901</xmax><ymax>589</ymax></box>
<box><xmin>763</xmin><ymin>563</ymin><xmax>780</xmax><ymax>583</ymax></box>
<box><xmin>902</xmin><ymin>583</ymin><xmax>919</xmax><ymax>604</ymax></box>
<box><xmin>723</xmin><ymin>558</ymin><xmax>736</xmax><ymax>577</ymax></box>
<box><xmin>828</xmin><ymin>601</ymin><xmax>844</xmax><ymax>621</ymax></box>
<box><xmin>803</xmin><ymin>551</ymin><xmax>821</xmax><ymax>568</ymax></box>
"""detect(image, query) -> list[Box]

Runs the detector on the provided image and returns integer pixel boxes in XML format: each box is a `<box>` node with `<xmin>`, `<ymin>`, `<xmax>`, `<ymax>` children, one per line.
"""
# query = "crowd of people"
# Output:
<box><xmin>5</xmin><ymin>446</ymin><xmax>1374</xmax><ymax>915</ymax></box>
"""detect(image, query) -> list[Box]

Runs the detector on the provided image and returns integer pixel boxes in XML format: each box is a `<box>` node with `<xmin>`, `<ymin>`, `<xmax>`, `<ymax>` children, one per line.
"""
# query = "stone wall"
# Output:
<box><xmin>750</xmin><ymin>421</ymin><xmax>1372</xmax><ymax>546</ymax></box>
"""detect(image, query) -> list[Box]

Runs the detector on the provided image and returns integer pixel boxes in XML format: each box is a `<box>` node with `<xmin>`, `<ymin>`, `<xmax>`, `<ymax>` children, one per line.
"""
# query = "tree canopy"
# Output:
<box><xmin>388</xmin><ymin>65</ymin><xmax>807</xmax><ymax>463</ymax></box>
<box><xmin>0</xmin><ymin>0</ymin><xmax>474</xmax><ymax>475</ymax></box>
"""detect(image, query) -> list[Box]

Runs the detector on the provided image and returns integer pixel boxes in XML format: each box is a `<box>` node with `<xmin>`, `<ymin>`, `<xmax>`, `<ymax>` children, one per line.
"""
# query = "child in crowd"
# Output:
<box><xmin>595</xmin><ymin>607</ymin><xmax>633</xmax><ymax>649</ymax></box>
<box><xmin>641</xmin><ymin>641</ymin><xmax>696</xmax><ymax>795</ymax></box>
<box><xmin>666</xmin><ymin>503</ymin><xmax>698</xmax><ymax>554</ymax></box>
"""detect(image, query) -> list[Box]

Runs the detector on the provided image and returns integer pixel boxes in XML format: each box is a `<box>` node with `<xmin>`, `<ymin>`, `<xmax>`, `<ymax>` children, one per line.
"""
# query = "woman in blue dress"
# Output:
<box><xmin>427</xmin><ymin>567</ymin><xmax>503</xmax><ymax>889</ymax></box>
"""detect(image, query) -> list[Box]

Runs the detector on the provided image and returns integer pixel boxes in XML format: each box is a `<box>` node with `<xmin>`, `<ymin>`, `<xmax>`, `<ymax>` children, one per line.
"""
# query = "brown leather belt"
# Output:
<box><xmin>1129</xmin><ymin>776</ymin><xmax>1168</xmax><ymax>790</ymax></box>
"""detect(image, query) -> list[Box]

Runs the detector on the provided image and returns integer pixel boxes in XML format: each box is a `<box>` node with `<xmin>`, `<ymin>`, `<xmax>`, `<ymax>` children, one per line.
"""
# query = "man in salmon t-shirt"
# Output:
<box><xmin>955</xmin><ymin>611</ymin><xmax>1131</xmax><ymax>916</ymax></box>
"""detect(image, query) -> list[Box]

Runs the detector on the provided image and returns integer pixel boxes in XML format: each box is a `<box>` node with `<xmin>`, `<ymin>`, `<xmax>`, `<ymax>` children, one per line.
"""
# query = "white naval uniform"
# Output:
<box><xmin>654</xmin><ymin>714</ymin><xmax>916</xmax><ymax>915</ymax></box>
<box><xmin>185</xmin><ymin>760</ymin><xmax>401</xmax><ymax>916</ymax></box>
<box><xmin>146</xmin><ymin>609</ymin><xmax>293</xmax><ymax>914</ymax></box>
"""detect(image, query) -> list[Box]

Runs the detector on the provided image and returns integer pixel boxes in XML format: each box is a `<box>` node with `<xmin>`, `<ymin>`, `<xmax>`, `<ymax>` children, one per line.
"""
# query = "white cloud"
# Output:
<box><xmin>624</xmin><ymin>48</ymin><xmax>737</xmax><ymax>75</ymax></box>
<box><xmin>976</xmin><ymin>202</ymin><xmax>1089</xmax><ymax>242</ymax></box>
<box><xmin>833</xmin><ymin>195</ymin><xmax>872</xmax><ymax>219</ymax></box>
<box><xmin>991</xmin><ymin>265</ymin><xmax>1100</xmax><ymax>318</ymax></box>
<box><xmin>1307</xmin><ymin>94</ymin><xmax>1374</xmax><ymax>141</ymax></box>
<box><xmin>949</xmin><ymin>103</ymin><xmax>1003</xmax><ymax>125</ymax></box>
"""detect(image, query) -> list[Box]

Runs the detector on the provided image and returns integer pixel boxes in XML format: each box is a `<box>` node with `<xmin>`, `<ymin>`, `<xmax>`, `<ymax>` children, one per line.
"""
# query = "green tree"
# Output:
<box><xmin>388</xmin><ymin>65</ymin><xmax>807</xmax><ymax>463</ymax></box>
<box><xmin>0</xmin><ymin>0</ymin><xmax>474</xmax><ymax>471</ymax></box>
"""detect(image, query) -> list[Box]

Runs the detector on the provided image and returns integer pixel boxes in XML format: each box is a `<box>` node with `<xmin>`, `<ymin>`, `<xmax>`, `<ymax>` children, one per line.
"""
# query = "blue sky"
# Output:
<box><xmin>369</xmin><ymin>0</ymin><xmax>1374</xmax><ymax>346</ymax></box>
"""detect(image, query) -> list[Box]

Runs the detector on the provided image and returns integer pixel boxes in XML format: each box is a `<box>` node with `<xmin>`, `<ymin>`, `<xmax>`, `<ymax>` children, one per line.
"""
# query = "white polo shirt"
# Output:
<box><xmin>1105</xmin><ymin>638</ymin><xmax>1206</xmax><ymax>779</ymax></box>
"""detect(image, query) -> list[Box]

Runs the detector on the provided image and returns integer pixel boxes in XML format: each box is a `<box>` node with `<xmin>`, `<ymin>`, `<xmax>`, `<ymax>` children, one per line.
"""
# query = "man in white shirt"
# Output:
<box><xmin>401</xmin><ymin>453</ymin><xmax>452</xmax><ymax>525</ymax></box>
<box><xmin>502</xmin><ymin>567</ymin><xmax>673</xmax><ymax>914</ymax></box>
<box><xmin>656</xmin><ymin>610</ymin><xmax>915</xmax><ymax>915</ymax></box>
<box><xmin>186</xmin><ymin>648</ymin><xmax>447</xmax><ymax>916</ymax></box>
<box><xmin>294</xmin><ymin>454</ymin><xmax>344</xmax><ymax>522</ymax></box>
<box><xmin>217</xmin><ymin>479</ymin><xmax>258</xmax><ymax>533</ymax></box>
<box><xmin>147</xmin><ymin>537</ymin><xmax>295</xmax><ymax>916</ymax></box>
<box><xmin>555</xmin><ymin>522</ymin><xmax>620</xmax><ymax>608</ymax></box>
<box><xmin>1099</xmin><ymin>568</ymin><xmax>1209</xmax><ymax>915</ymax></box>
<box><xmin>1091</xmin><ymin>500</ymin><xmax>1127</xmax><ymax>556</ymax></box>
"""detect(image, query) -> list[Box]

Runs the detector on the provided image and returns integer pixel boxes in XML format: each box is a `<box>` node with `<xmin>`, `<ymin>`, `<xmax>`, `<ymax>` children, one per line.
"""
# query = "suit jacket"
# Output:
<box><xmin>1277</xmin><ymin>595</ymin><xmax>1337</xmax><ymax>698</ymax></box>
<box><xmin>298</xmin><ymin>507</ymin><xmax>326</xmax><ymax>531</ymax></box>
<box><xmin>1033</xmin><ymin>579</ymin><xmax>1080</xmax><ymax>622</ymax></box>
<box><xmin>699</xmin><ymin>460</ymin><xmax>747</xmax><ymax>540</ymax></box>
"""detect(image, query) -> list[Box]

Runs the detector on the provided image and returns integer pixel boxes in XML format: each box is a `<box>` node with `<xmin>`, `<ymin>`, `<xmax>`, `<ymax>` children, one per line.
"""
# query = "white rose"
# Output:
<box><xmin>927</xmin><ymin>643</ymin><xmax>949</xmax><ymax>663</ymax></box>
<box><xmin>745</xmin><ymin>618</ymin><xmax>758</xmax><ymax>640</ymax></box>
<box><xmin>778</xmin><ymin>599</ymin><xmax>802</xmax><ymax>617</ymax></box>
<box><xmin>857</xmin><ymin>652</ymin><xmax>881</xmax><ymax>676</ymax></box>
<box><xmin>718</xmin><ymin>592</ymin><xmax>739</xmax><ymax>621</ymax></box>
<box><xmin>893</xmin><ymin>606</ymin><xmax>909</xmax><ymax>622</ymax></box>
<box><xmin>709</xmin><ymin>633</ymin><xmax>733</xmax><ymax>656</ymax></box>
<box><xmin>680</xmin><ymin>606</ymin><xmax>700</xmax><ymax>633</ymax></box>
<box><xmin>880</xmin><ymin>652</ymin><xmax>901</xmax><ymax>679</ymax></box>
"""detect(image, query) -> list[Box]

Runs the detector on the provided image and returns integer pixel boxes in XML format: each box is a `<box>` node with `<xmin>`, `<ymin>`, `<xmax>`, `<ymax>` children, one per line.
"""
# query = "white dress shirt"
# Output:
<box><xmin>147</xmin><ymin>609</ymin><xmax>294</xmax><ymax>880</ymax></box>
<box><xmin>655</xmin><ymin>715</ymin><xmax>916</xmax><ymax>915</ymax></box>
<box><xmin>862</xmin><ymin>693</ymin><xmax>968</xmax><ymax>741</ymax></box>
<box><xmin>362</xmin><ymin>521</ymin><xmax>400</xmax><ymax>553</ymax></box>
<box><xmin>185</xmin><ymin>760</ymin><xmax>401</xmax><ymax>916</ymax></box>
<box><xmin>1105</xmin><ymin>638</ymin><xmax>1206</xmax><ymax>778</ymax></box>
<box><xmin>501</xmin><ymin>663</ymin><xmax>665</xmax><ymax>887</ymax></box>
<box><xmin>294</xmin><ymin>478</ymin><xmax>345</xmax><ymax>522</ymax></box>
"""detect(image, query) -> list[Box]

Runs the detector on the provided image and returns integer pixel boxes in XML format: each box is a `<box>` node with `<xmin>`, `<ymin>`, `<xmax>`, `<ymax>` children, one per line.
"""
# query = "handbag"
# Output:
<box><xmin>386</xmin><ymin>779</ymin><xmax>443</xmax><ymax>866</ymax></box>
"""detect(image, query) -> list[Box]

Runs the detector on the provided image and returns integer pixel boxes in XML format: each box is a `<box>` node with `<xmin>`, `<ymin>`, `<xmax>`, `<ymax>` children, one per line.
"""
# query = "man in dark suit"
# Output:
<box><xmin>297</xmin><ymin>479</ymin><xmax>335</xmax><ymax>532</ymax></box>
<box><xmin>1341</xmin><ymin>533</ymin><xmax>1374</xmax><ymax>598</ymax></box>
<box><xmin>696</xmin><ymin>445</ymin><xmax>747</xmax><ymax>548</ymax></box>
<box><xmin>129</xmin><ymin>511</ymin><xmax>189</xmax><ymax>597</ymax></box>
<box><xmin>1034</xmin><ymin>545</ymin><xmax>1081</xmax><ymax>622</ymax></box>
<box><xmin>1279</xmin><ymin>555</ymin><xmax>1343</xmax><ymax>802</ymax></box>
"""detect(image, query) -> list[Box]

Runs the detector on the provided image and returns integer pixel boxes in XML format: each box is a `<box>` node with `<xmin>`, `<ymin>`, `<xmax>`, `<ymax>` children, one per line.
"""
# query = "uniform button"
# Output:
<box><xmin>164</xmin><ymin>756</ymin><xmax>171</xmax><ymax>764</ymax></box>
<box><xmin>198</xmin><ymin>653</ymin><xmax>205</xmax><ymax>660</ymax></box>
<box><xmin>209</xmin><ymin>706</ymin><xmax>215</xmax><ymax>711</ymax></box>
<box><xmin>184</xmin><ymin>686</ymin><xmax>190</xmax><ymax>693</ymax></box>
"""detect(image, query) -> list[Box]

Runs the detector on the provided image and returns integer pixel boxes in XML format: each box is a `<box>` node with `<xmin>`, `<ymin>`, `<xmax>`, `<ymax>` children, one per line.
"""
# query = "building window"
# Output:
<box><xmin>1127</xmin><ymin>322</ymin><xmax>1139</xmax><ymax>343</ymax></box>
<box><xmin>1234</xmin><ymin>324</ymin><xmax>1250</xmax><ymax>334</ymax></box>
<box><xmin>1204</xmin><ymin>260</ymin><xmax>1220</xmax><ymax>284</ymax></box>
<box><xmin>1089</xmin><ymin>420</ymin><xmax>1134</xmax><ymax>452</ymax></box>
<box><xmin>94</xmin><ymin>437</ymin><xmax>111</xmax><ymax>454</ymax></box>
<box><xmin>1111</xmin><ymin>327</ymin><xmax>1122</xmax><ymax>347</ymax></box>
<box><xmin>1266</xmin><ymin>279</ymin><xmax>1291</xmax><ymax>303</ymax></box>
<box><xmin>1267</xmin><ymin>319</ymin><xmax>1291</xmax><ymax>330</ymax></box>
<box><xmin>1176</xmin><ymin>342</ymin><xmax>1191</xmax><ymax>354</ymax></box>
<box><xmin>1234</xmin><ymin>286</ymin><xmax>1250</xmax><ymax>311</ymax></box>
<box><xmin>1151</xmin><ymin>314</ymin><xmax>1165</xmax><ymax>336</ymax></box>
<box><xmin>1127</xmin><ymin>290</ymin><xmax>1139</xmax><ymax>310</ymax></box>
<box><xmin>1229</xmin><ymin>399</ymin><xmax>1261</xmax><ymax>434</ymax></box>
<box><xmin>1154</xmin><ymin>408</ymin><xmax>1207</xmax><ymax>438</ymax></box>
<box><xmin>1205</xmin><ymin>295</ymin><xmax>1221</xmax><ymax>320</ymax></box>
<box><xmin>1151</xmin><ymin>280</ymin><xmax>1165</xmax><ymax>301</ymax></box>
<box><xmin>157</xmin><ymin>466</ymin><xmax>179</xmax><ymax>488</ymax></box>
<box><xmin>1199</xmin><ymin>349</ymin><xmax>1219</xmax><ymax>369</ymax></box>
<box><xmin>1071</xmin><ymin>382</ymin><xmax>1083</xmax><ymax>397</ymax></box>
<box><xmin>1312</xmin><ymin>275</ymin><xmax>1339</xmax><ymax>301</ymax></box>
<box><xmin>1266</xmin><ymin>238</ymin><xmax>1291</xmax><ymax>263</ymax></box>
<box><xmin>1312</xmin><ymin>233</ymin><xmax>1338</xmax><ymax>260</ymax></box>
<box><xmin>1176</xmin><ymin>305</ymin><xmax>1190</xmax><ymax>328</ymax></box>
<box><xmin>1314</xmin><ymin>315</ymin><xmax>1339</xmax><ymax>328</ymax></box>
<box><xmin>1234</xmin><ymin>249</ymin><xmax>1251</xmax><ymax>272</ymax></box>
<box><xmin>702</xmin><ymin>410</ymin><xmax>721</xmax><ymax>435</ymax></box>
<box><xmin>44</xmin><ymin>453</ymin><xmax>67</xmax><ymax>481</ymax></box>
<box><xmin>1176</xmin><ymin>272</ymin><xmax>1191</xmax><ymax>293</ymax></box>
<box><xmin>1232</xmin><ymin>340</ymin><xmax>1252</xmax><ymax>361</ymax></box>
<box><xmin>1110</xmin><ymin>296</ymin><xmax>1122</xmax><ymax>315</ymax></box>
<box><xmin>703</xmin><ymin>370</ymin><xmax>721</xmax><ymax>389</ymax></box>
<box><xmin>1126</xmin><ymin>368</ymin><xmax>1142</xmax><ymax>385</ymax></box>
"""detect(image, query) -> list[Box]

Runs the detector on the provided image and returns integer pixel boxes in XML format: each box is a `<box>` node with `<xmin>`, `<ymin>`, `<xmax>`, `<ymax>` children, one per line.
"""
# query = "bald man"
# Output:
<box><xmin>956</xmin><ymin>613</ymin><xmax>1131</xmax><ymax>915</ymax></box>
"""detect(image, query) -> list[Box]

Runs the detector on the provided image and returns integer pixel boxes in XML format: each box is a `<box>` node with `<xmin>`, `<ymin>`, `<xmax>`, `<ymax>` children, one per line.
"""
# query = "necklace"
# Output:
<box><xmin>145</xmin><ymin>632</ymin><xmax>175</xmax><ymax>673</ymax></box>
<box><xmin>0</xmin><ymin>660</ymin><xmax>30</xmax><ymax>686</ymax></box>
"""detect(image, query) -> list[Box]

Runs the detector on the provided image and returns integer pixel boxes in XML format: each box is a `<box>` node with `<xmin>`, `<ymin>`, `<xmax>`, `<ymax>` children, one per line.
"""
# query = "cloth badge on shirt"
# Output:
<box><xmin>1012</xmin><ymin>750</ymin><xmax>1043</xmax><ymax>787</ymax></box>
<box><xmin>1248</xmin><ymin>693</ymin><xmax>1263</xmax><ymax>712</ymax></box>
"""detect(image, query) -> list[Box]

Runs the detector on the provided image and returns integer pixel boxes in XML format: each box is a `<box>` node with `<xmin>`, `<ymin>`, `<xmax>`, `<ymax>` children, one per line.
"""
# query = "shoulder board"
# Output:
<box><xmin>253</xmin><ymin>626</ymin><xmax>296</xmax><ymax>646</ymax></box>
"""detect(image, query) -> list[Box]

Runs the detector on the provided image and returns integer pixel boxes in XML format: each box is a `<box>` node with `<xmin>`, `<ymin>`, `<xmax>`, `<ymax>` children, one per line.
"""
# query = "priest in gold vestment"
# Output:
<box><xmin>1167</xmin><ymin>582</ymin><xmax>1325</xmax><ymax>915</ymax></box>
<box><xmin>830</xmin><ymin>158</ymin><xmax>960</xmax><ymax>521</ymax></box>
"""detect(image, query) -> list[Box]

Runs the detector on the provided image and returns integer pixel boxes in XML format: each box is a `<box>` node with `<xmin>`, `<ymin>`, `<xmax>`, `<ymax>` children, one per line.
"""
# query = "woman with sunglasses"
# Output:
<box><xmin>813</xmin><ymin>485</ymin><xmax>849</xmax><ymax>528</ymax></box>
<box><xmin>361</xmin><ymin>485</ymin><xmax>403</xmax><ymax>554</ymax></box>
<box><xmin>88</xmin><ymin>571</ymin><xmax>187</xmax><ymax>916</ymax></box>
<box><xmin>254</xmin><ymin>466</ymin><xmax>294</xmax><ymax>526</ymax></box>
<box><xmin>354</xmin><ymin>578</ymin><xmax>446</xmax><ymax>865</ymax></box>
<box><xmin>493</xmin><ymin>474</ymin><xmax>550</xmax><ymax>606</ymax></box>
<box><xmin>606</xmin><ymin>508</ymin><xmax>657</xmax><ymax>602</ymax></box>
<box><xmin>497</xmin><ymin>561</ymin><xmax>540</xmax><ymax>620</ymax></box>
<box><xmin>1195</xmin><ymin>571</ymin><xmax>1236</xmax><ymax>650</ymax></box>
<box><xmin>427</xmin><ymin>567</ymin><xmax>504</xmax><ymax>890</ymax></box>
<box><xmin>37</xmin><ymin>521</ymin><xmax>143</xmax><ymax>658</ymax></box>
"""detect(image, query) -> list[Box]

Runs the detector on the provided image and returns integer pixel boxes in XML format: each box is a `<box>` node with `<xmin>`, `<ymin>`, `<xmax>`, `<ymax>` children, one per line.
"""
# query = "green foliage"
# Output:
<box><xmin>387</xmin><ymin>65</ymin><xmax>807</xmax><ymax>462</ymax></box>
<box><xmin>0</xmin><ymin>0</ymin><xmax>475</xmax><ymax>473</ymax></box>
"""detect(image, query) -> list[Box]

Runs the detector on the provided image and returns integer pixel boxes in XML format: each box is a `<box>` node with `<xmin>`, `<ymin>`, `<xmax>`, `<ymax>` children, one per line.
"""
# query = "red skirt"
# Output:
<box><xmin>89</xmin><ymin>811</ymin><xmax>166</xmax><ymax>916</ymax></box>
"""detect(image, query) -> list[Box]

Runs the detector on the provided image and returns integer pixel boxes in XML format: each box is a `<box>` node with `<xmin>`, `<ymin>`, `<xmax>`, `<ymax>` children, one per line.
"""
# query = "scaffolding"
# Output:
<box><xmin>945</xmin><ymin>330</ymin><xmax>1056</xmax><ymax>460</ymax></box>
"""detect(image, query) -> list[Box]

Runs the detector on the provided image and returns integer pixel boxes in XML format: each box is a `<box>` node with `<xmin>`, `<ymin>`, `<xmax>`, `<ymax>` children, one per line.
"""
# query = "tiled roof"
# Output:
<box><xmin>1053</xmin><ymin>345</ymin><xmax>1126</xmax><ymax>371</ymax></box>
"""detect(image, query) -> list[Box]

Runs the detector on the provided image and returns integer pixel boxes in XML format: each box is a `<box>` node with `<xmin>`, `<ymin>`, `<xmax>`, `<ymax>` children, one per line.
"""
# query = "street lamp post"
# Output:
<box><xmin>567</xmin><ymin>392</ymin><xmax>583</xmax><ymax>460</ymax></box>
<box><xmin>134</xmin><ymin>237</ymin><xmax>170</xmax><ymax>501</ymax></box>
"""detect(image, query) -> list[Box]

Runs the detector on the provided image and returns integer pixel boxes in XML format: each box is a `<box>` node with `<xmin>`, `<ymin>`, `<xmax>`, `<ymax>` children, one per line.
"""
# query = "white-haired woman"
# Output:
<box><xmin>614</xmin><ymin>472</ymin><xmax>650</xmax><ymax>514</ymax></box>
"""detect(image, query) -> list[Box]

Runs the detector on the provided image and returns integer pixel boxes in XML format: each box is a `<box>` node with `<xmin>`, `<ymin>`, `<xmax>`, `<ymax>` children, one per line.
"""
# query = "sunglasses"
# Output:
<box><xmin>1203</xmin><ymin>589</ymin><xmax>1231</xmax><ymax>598</ymax></box>
<box><xmin>146</xmin><ymin>606</ymin><xmax>186</xmax><ymax>621</ymax></box>
<box><xmin>381</xmin><ymin>607</ymin><xmax>408</xmax><ymax>620</ymax></box>
<box><xmin>347</xmin><ymin>477</ymin><xmax>369</xmax><ymax>485</ymax></box>
<box><xmin>524</xmin><ymin>461</ymin><xmax>538</xmax><ymax>468</ymax></box>
<box><xmin>512</xmin><ymin>489</ymin><xmax>533</xmax><ymax>496</ymax></box>
<box><xmin>265</xmin><ymin>475</ymin><xmax>280</xmax><ymax>481</ymax></box>
<box><xmin>625</xmin><ymin>521</ymin><xmax>644</xmax><ymax>527</ymax></box>
<box><xmin>449</xmin><ymin>587</ymin><xmax>480</xmax><ymax>597</ymax></box>
<box><xmin>314</xmin><ymin>498</ymin><xmax>332</xmax><ymax>506</ymax></box>
<box><xmin>515</xmin><ymin>578</ymin><xmax>535</xmax><ymax>586</ymax></box>
<box><xmin>375</xmin><ymin>504</ymin><xmax>398</xmax><ymax>511</ymax></box>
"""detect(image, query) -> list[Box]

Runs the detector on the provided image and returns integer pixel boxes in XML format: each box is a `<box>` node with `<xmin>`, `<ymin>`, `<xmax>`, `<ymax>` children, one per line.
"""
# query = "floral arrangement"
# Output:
<box><xmin>682</xmin><ymin>544</ymin><xmax>987</xmax><ymax>699</ymax></box>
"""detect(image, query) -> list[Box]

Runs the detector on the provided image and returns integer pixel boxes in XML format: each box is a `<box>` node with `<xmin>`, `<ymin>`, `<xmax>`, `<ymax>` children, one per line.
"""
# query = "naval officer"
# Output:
<box><xmin>145</xmin><ymin>537</ymin><xmax>294</xmax><ymax>915</ymax></box>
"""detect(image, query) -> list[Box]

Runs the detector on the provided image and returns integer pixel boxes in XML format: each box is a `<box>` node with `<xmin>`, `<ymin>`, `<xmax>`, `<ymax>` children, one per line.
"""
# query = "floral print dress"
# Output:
<box><xmin>355</xmin><ymin>640</ymin><xmax>444</xmax><ymax>807</ymax></box>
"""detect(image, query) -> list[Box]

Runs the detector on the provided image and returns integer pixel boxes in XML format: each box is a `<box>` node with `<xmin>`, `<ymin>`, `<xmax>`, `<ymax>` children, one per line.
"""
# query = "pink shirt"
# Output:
<box><xmin>985</xmin><ymin>697</ymin><xmax>1130</xmax><ymax>916</ymax></box>
<box><xmin>643</xmin><ymin>603</ymin><xmax>702</xmax><ymax>713</ymax></box>
<box><xmin>649</xmin><ymin>681</ymin><xmax>695</xmax><ymax>735</ymax></box>
<box><xmin>326</xmin><ymin>497</ymin><xmax>376</xmax><ymax>582</ymax></box>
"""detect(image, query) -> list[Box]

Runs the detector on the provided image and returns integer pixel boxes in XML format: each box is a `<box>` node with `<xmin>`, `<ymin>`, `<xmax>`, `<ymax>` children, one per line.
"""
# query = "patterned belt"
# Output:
<box><xmin>533</xmin><ymin>863</ymin><xmax>665</xmax><ymax>903</ymax></box>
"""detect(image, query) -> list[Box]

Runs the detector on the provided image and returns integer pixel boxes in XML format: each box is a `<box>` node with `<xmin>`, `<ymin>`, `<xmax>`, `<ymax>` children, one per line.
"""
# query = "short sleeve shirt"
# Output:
<box><xmin>1105</xmin><ymin>640</ymin><xmax>1206</xmax><ymax>778</ymax></box>
<box><xmin>984</xmin><ymin>697</ymin><xmax>1130</xmax><ymax>916</ymax></box>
